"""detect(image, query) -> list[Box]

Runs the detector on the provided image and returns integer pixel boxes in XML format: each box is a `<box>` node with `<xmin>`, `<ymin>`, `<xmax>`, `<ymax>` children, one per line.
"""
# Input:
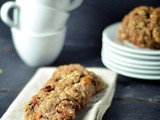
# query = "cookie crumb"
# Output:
<box><xmin>0</xmin><ymin>69</ymin><xmax>3</xmax><ymax>74</ymax></box>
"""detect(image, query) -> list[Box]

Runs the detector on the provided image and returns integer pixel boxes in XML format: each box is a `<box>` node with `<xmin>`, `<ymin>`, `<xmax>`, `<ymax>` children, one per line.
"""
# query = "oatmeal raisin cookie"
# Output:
<box><xmin>118</xmin><ymin>6</ymin><xmax>160</xmax><ymax>49</ymax></box>
<box><xmin>24</xmin><ymin>64</ymin><xmax>105</xmax><ymax>120</ymax></box>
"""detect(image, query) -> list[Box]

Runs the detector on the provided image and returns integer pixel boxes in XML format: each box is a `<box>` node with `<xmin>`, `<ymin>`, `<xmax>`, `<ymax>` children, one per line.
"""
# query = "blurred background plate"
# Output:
<box><xmin>102</xmin><ymin>22</ymin><xmax>160</xmax><ymax>55</ymax></box>
<box><xmin>101</xmin><ymin>49</ymin><xmax>160</xmax><ymax>70</ymax></box>
<box><xmin>102</xmin><ymin>38</ymin><xmax>160</xmax><ymax>60</ymax></box>
<box><xmin>101</xmin><ymin>53</ymin><xmax>160</xmax><ymax>74</ymax></box>
<box><xmin>101</xmin><ymin>57</ymin><xmax>160</xmax><ymax>80</ymax></box>
<box><xmin>102</xmin><ymin>47</ymin><xmax>160</xmax><ymax>66</ymax></box>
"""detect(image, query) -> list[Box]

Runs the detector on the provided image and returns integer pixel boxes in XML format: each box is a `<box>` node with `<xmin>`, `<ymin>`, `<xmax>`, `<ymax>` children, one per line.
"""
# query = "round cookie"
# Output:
<box><xmin>118</xmin><ymin>6</ymin><xmax>160</xmax><ymax>49</ymax></box>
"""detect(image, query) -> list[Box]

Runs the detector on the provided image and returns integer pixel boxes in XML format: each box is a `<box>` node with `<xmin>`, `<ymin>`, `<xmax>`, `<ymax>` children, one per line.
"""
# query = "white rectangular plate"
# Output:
<box><xmin>1</xmin><ymin>67</ymin><xmax>117</xmax><ymax>120</ymax></box>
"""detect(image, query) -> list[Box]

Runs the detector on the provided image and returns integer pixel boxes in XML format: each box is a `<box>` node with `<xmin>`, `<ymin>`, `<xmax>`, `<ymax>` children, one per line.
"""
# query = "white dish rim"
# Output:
<box><xmin>101</xmin><ymin>57</ymin><xmax>160</xmax><ymax>80</ymax></box>
<box><xmin>101</xmin><ymin>45</ymin><xmax>160</xmax><ymax>65</ymax></box>
<box><xmin>102</xmin><ymin>22</ymin><xmax>160</xmax><ymax>55</ymax></box>
<box><xmin>101</xmin><ymin>49</ymin><xmax>160</xmax><ymax>70</ymax></box>
<box><xmin>101</xmin><ymin>53</ymin><xmax>160</xmax><ymax>74</ymax></box>
<box><xmin>102</xmin><ymin>37</ymin><xmax>160</xmax><ymax>60</ymax></box>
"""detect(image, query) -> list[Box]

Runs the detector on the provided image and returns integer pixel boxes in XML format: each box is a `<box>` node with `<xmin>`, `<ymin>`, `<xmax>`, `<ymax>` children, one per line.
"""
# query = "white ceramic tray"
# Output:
<box><xmin>1</xmin><ymin>67</ymin><xmax>117</xmax><ymax>120</ymax></box>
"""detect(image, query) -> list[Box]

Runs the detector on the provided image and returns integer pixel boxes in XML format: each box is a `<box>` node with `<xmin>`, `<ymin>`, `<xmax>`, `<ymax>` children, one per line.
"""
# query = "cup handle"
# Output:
<box><xmin>0</xmin><ymin>1</ymin><xmax>20</xmax><ymax>28</ymax></box>
<box><xmin>67</xmin><ymin>0</ymin><xmax>84</xmax><ymax>11</ymax></box>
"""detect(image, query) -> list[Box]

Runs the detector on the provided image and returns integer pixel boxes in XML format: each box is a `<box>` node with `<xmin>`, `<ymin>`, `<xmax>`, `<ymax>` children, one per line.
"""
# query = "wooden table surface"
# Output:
<box><xmin>0</xmin><ymin>0</ymin><xmax>160</xmax><ymax>119</ymax></box>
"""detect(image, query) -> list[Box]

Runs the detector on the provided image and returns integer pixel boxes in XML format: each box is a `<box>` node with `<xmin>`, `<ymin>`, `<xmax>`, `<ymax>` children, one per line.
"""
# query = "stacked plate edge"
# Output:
<box><xmin>101</xmin><ymin>22</ymin><xmax>160</xmax><ymax>80</ymax></box>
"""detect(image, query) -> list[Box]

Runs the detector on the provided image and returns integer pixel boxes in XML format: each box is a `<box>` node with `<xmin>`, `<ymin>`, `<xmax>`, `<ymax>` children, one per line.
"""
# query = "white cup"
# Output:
<box><xmin>0</xmin><ymin>1</ymin><xmax>69</xmax><ymax>34</ymax></box>
<box><xmin>11</xmin><ymin>27</ymin><xmax>67</xmax><ymax>67</ymax></box>
<box><xmin>16</xmin><ymin>0</ymin><xmax>83</xmax><ymax>11</ymax></box>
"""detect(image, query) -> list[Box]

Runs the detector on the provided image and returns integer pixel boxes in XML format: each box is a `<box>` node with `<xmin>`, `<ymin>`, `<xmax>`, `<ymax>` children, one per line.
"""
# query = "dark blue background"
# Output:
<box><xmin>0</xmin><ymin>0</ymin><xmax>160</xmax><ymax>119</ymax></box>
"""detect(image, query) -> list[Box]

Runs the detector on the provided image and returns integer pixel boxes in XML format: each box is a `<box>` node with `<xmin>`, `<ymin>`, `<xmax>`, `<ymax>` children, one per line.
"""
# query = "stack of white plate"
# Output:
<box><xmin>101</xmin><ymin>22</ymin><xmax>160</xmax><ymax>80</ymax></box>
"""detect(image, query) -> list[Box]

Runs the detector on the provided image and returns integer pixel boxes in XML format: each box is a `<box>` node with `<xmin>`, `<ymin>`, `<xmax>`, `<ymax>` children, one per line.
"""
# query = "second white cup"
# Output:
<box><xmin>16</xmin><ymin>0</ymin><xmax>84</xmax><ymax>11</ymax></box>
<box><xmin>1</xmin><ymin>1</ymin><xmax>70</xmax><ymax>34</ymax></box>
<box><xmin>11</xmin><ymin>27</ymin><xmax>67</xmax><ymax>67</ymax></box>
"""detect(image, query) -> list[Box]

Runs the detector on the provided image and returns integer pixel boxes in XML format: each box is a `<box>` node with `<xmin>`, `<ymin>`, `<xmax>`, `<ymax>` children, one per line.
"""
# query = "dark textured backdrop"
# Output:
<box><xmin>1</xmin><ymin>0</ymin><xmax>160</xmax><ymax>65</ymax></box>
<box><xmin>1</xmin><ymin>0</ymin><xmax>160</xmax><ymax>119</ymax></box>
<box><xmin>1</xmin><ymin>0</ymin><xmax>160</xmax><ymax>47</ymax></box>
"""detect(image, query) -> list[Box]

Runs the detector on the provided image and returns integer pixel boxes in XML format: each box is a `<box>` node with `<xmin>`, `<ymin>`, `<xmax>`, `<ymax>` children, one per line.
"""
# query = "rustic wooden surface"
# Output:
<box><xmin>1</xmin><ymin>0</ymin><xmax>160</xmax><ymax>119</ymax></box>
